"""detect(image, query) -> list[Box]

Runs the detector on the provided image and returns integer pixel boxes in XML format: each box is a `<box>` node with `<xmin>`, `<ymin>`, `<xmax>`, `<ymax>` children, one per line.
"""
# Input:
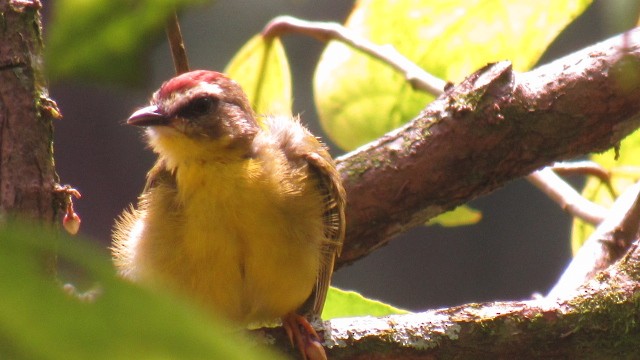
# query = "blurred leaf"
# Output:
<box><xmin>0</xmin><ymin>222</ymin><xmax>281</xmax><ymax>359</ymax></box>
<box><xmin>571</xmin><ymin>129</ymin><xmax>640</xmax><ymax>254</ymax></box>
<box><xmin>225</xmin><ymin>35</ymin><xmax>293</xmax><ymax>118</ymax></box>
<box><xmin>427</xmin><ymin>205</ymin><xmax>482</xmax><ymax>227</ymax></box>
<box><xmin>314</xmin><ymin>0</ymin><xmax>592</xmax><ymax>150</ymax></box>
<box><xmin>45</xmin><ymin>0</ymin><xmax>208</xmax><ymax>85</ymax></box>
<box><xmin>322</xmin><ymin>287</ymin><xmax>409</xmax><ymax>320</ymax></box>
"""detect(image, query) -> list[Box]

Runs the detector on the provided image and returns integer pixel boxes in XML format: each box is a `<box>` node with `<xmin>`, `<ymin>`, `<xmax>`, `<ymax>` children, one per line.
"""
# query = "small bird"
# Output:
<box><xmin>112</xmin><ymin>70</ymin><xmax>345</xmax><ymax>359</ymax></box>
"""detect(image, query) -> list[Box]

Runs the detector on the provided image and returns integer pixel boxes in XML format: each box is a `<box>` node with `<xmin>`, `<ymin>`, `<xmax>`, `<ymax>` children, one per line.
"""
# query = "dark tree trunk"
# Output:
<box><xmin>0</xmin><ymin>0</ymin><xmax>61</xmax><ymax>223</ymax></box>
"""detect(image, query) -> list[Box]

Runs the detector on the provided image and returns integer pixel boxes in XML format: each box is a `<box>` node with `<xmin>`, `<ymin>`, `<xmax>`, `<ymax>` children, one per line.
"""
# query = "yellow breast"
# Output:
<box><xmin>123</xmin><ymin>155</ymin><xmax>325</xmax><ymax>324</ymax></box>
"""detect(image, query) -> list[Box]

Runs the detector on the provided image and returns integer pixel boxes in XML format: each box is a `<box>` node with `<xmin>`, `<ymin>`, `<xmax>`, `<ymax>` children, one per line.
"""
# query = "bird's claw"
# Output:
<box><xmin>283</xmin><ymin>313</ymin><xmax>327</xmax><ymax>360</ymax></box>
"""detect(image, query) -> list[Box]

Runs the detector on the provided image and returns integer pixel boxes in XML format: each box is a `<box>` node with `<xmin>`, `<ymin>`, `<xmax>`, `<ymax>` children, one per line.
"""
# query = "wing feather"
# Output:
<box><xmin>304</xmin><ymin>150</ymin><xmax>346</xmax><ymax>316</ymax></box>
<box><xmin>263</xmin><ymin>115</ymin><xmax>346</xmax><ymax>317</ymax></box>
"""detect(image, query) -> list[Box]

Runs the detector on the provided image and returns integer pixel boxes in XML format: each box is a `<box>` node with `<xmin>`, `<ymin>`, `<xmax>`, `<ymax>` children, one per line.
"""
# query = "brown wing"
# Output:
<box><xmin>257</xmin><ymin>115</ymin><xmax>346</xmax><ymax>317</ymax></box>
<box><xmin>143</xmin><ymin>158</ymin><xmax>176</xmax><ymax>193</ymax></box>
<box><xmin>303</xmin><ymin>146</ymin><xmax>346</xmax><ymax>316</ymax></box>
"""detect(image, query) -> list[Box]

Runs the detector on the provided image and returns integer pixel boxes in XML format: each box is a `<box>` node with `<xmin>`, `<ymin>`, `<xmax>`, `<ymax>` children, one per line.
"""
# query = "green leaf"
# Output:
<box><xmin>314</xmin><ymin>0</ymin><xmax>593</xmax><ymax>150</ymax></box>
<box><xmin>322</xmin><ymin>287</ymin><xmax>409</xmax><ymax>320</ymax></box>
<box><xmin>45</xmin><ymin>0</ymin><xmax>208</xmax><ymax>85</ymax></box>
<box><xmin>225</xmin><ymin>35</ymin><xmax>293</xmax><ymax>118</ymax></box>
<box><xmin>0</xmin><ymin>222</ymin><xmax>281</xmax><ymax>360</ymax></box>
<box><xmin>571</xmin><ymin>129</ymin><xmax>640</xmax><ymax>254</ymax></box>
<box><xmin>427</xmin><ymin>205</ymin><xmax>482</xmax><ymax>227</ymax></box>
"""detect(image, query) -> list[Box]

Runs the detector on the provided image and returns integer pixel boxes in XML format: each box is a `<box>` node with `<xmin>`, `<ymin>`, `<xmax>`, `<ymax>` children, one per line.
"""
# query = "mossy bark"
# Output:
<box><xmin>337</xmin><ymin>28</ymin><xmax>640</xmax><ymax>268</ymax></box>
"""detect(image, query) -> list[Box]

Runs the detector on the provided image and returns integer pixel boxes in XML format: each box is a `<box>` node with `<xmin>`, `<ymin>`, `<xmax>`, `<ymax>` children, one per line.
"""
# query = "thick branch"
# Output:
<box><xmin>266</xmin><ymin>260</ymin><xmax>640</xmax><ymax>358</ymax></box>
<box><xmin>264</xmin><ymin>16</ymin><xmax>604</xmax><ymax>229</ymax></box>
<box><xmin>319</xmin><ymin>270</ymin><xmax>640</xmax><ymax>359</ymax></box>
<box><xmin>261</xmin><ymin>180</ymin><xmax>640</xmax><ymax>358</ymax></box>
<box><xmin>336</xmin><ymin>28</ymin><xmax>640</xmax><ymax>267</ymax></box>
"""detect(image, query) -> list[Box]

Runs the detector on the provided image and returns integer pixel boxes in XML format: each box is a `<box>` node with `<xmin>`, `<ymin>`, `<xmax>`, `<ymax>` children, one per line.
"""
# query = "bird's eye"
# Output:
<box><xmin>177</xmin><ymin>96</ymin><xmax>218</xmax><ymax>118</ymax></box>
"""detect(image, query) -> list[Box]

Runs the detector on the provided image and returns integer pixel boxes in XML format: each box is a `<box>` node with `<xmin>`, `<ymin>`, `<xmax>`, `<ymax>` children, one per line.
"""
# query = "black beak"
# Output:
<box><xmin>127</xmin><ymin>105</ymin><xmax>169</xmax><ymax>127</ymax></box>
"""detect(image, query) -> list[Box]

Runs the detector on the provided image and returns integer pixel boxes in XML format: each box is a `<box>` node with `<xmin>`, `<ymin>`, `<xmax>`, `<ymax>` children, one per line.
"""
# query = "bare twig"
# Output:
<box><xmin>550</xmin><ymin>161</ymin><xmax>611</xmax><ymax>182</ymax></box>
<box><xmin>547</xmin><ymin>181</ymin><xmax>640</xmax><ymax>300</ymax></box>
<box><xmin>550</xmin><ymin>161</ymin><xmax>616</xmax><ymax>197</ymax></box>
<box><xmin>527</xmin><ymin>168</ymin><xmax>607</xmax><ymax>224</ymax></box>
<box><xmin>262</xmin><ymin>16</ymin><xmax>446</xmax><ymax>96</ymax></box>
<box><xmin>166</xmin><ymin>10</ymin><xmax>190</xmax><ymax>75</ymax></box>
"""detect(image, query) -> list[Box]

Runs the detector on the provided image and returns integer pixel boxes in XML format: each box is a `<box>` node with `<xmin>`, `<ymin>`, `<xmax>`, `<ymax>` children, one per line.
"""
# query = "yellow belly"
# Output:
<box><xmin>132</xmin><ymin>158</ymin><xmax>324</xmax><ymax>324</ymax></box>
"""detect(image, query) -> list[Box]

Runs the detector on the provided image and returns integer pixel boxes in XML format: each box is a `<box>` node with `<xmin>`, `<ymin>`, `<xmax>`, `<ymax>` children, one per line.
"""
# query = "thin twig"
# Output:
<box><xmin>547</xmin><ymin>181</ymin><xmax>640</xmax><ymax>300</ymax></box>
<box><xmin>527</xmin><ymin>168</ymin><xmax>607</xmax><ymax>224</ymax></box>
<box><xmin>262</xmin><ymin>16</ymin><xmax>446</xmax><ymax>96</ymax></box>
<box><xmin>550</xmin><ymin>161</ymin><xmax>610</xmax><ymax>181</ymax></box>
<box><xmin>550</xmin><ymin>161</ymin><xmax>616</xmax><ymax>197</ymax></box>
<box><xmin>166</xmin><ymin>10</ymin><xmax>190</xmax><ymax>75</ymax></box>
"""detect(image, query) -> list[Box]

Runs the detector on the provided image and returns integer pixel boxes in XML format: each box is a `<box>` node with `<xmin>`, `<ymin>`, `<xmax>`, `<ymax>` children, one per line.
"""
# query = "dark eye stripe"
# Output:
<box><xmin>177</xmin><ymin>96</ymin><xmax>219</xmax><ymax>118</ymax></box>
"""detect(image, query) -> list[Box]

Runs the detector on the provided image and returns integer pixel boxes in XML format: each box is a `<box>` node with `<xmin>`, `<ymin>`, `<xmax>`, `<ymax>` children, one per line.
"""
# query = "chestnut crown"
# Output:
<box><xmin>128</xmin><ymin>70</ymin><xmax>259</xmax><ymax>143</ymax></box>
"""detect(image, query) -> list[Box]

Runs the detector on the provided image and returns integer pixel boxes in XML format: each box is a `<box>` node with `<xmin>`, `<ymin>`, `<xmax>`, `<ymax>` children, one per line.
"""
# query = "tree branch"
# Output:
<box><xmin>263</xmin><ymin>16</ymin><xmax>608</xmax><ymax>230</ymax></box>
<box><xmin>550</xmin><ymin>161</ymin><xmax>614</xmax><ymax>189</ymax></box>
<box><xmin>260</xmin><ymin>177</ymin><xmax>640</xmax><ymax>358</ymax></box>
<box><xmin>527</xmin><ymin>168</ymin><xmax>607</xmax><ymax>224</ymax></box>
<box><xmin>262</xmin><ymin>16</ymin><xmax>446</xmax><ymax>96</ymax></box>
<box><xmin>547</xmin><ymin>181</ymin><xmax>640</xmax><ymax>299</ymax></box>
<box><xmin>336</xmin><ymin>28</ymin><xmax>640</xmax><ymax>268</ymax></box>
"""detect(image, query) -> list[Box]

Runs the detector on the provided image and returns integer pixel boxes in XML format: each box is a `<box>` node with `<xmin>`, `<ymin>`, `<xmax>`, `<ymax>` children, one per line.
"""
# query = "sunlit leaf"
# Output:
<box><xmin>46</xmin><ymin>0</ymin><xmax>209</xmax><ymax>85</ymax></box>
<box><xmin>225</xmin><ymin>35</ymin><xmax>292</xmax><ymax>118</ymax></box>
<box><xmin>427</xmin><ymin>205</ymin><xmax>482</xmax><ymax>227</ymax></box>
<box><xmin>314</xmin><ymin>0</ymin><xmax>592</xmax><ymax>150</ymax></box>
<box><xmin>0</xmin><ymin>222</ymin><xmax>281</xmax><ymax>359</ymax></box>
<box><xmin>322</xmin><ymin>287</ymin><xmax>409</xmax><ymax>320</ymax></box>
<box><xmin>571</xmin><ymin>129</ymin><xmax>640</xmax><ymax>254</ymax></box>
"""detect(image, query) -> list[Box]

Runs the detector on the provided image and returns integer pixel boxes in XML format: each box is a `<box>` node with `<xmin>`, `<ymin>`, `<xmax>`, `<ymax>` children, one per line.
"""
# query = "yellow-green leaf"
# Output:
<box><xmin>322</xmin><ymin>287</ymin><xmax>410</xmax><ymax>320</ymax></box>
<box><xmin>427</xmin><ymin>205</ymin><xmax>483</xmax><ymax>227</ymax></box>
<box><xmin>225</xmin><ymin>35</ymin><xmax>292</xmax><ymax>118</ymax></box>
<box><xmin>314</xmin><ymin>0</ymin><xmax>592</xmax><ymax>150</ymax></box>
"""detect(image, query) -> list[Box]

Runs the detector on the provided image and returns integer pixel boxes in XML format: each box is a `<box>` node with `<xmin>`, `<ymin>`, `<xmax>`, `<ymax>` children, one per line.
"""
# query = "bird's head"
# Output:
<box><xmin>128</xmin><ymin>70</ymin><xmax>259</xmax><ymax>163</ymax></box>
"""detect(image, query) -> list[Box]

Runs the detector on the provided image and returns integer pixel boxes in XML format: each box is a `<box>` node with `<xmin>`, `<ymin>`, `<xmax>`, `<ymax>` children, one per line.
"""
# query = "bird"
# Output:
<box><xmin>111</xmin><ymin>70</ymin><xmax>346</xmax><ymax>359</ymax></box>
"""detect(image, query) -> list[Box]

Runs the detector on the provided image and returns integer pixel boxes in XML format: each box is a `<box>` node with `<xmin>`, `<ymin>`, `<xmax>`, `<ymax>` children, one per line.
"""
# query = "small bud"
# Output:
<box><xmin>63</xmin><ymin>211</ymin><xmax>81</xmax><ymax>235</ymax></box>
<box><xmin>55</xmin><ymin>185</ymin><xmax>82</xmax><ymax>235</ymax></box>
<box><xmin>63</xmin><ymin>203</ymin><xmax>81</xmax><ymax>235</ymax></box>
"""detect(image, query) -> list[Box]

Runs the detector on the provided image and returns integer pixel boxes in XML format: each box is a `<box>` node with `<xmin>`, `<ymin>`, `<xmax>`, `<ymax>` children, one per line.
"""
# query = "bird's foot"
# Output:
<box><xmin>282</xmin><ymin>313</ymin><xmax>327</xmax><ymax>360</ymax></box>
